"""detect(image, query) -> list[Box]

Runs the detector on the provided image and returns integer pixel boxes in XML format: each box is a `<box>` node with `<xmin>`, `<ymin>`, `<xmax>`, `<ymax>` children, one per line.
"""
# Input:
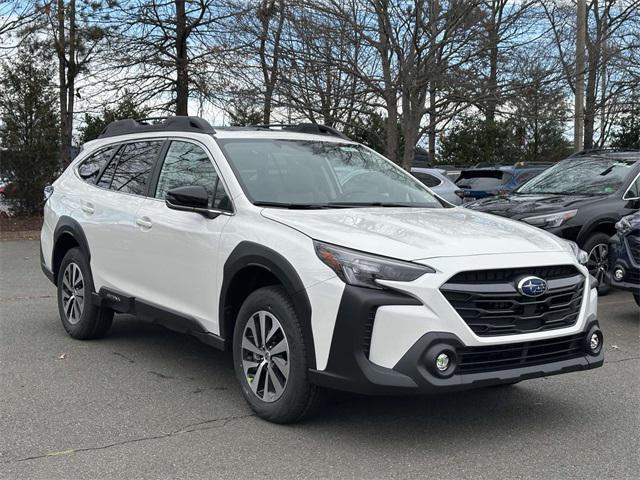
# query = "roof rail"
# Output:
<box><xmin>243</xmin><ymin>122</ymin><xmax>352</xmax><ymax>141</ymax></box>
<box><xmin>98</xmin><ymin>116</ymin><xmax>216</xmax><ymax>139</ymax></box>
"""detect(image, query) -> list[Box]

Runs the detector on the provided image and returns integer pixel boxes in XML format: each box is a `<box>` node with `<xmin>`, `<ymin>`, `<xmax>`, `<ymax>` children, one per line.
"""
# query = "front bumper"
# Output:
<box><xmin>309</xmin><ymin>285</ymin><xmax>603</xmax><ymax>395</ymax></box>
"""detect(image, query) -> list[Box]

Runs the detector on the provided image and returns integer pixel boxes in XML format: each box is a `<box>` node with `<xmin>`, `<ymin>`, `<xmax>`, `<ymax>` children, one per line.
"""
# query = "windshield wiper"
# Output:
<box><xmin>253</xmin><ymin>201</ymin><xmax>347</xmax><ymax>209</ymax></box>
<box><xmin>327</xmin><ymin>201</ymin><xmax>436</xmax><ymax>208</ymax></box>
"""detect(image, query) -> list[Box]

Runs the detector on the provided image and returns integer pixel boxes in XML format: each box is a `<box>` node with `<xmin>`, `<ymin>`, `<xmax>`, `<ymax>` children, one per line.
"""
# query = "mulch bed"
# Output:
<box><xmin>0</xmin><ymin>214</ymin><xmax>43</xmax><ymax>240</ymax></box>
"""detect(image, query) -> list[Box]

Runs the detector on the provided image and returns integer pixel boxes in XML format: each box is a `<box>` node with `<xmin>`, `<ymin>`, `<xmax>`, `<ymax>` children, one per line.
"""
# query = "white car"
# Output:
<box><xmin>40</xmin><ymin>117</ymin><xmax>604</xmax><ymax>423</ymax></box>
<box><xmin>411</xmin><ymin>167</ymin><xmax>463</xmax><ymax>205</ymax></box>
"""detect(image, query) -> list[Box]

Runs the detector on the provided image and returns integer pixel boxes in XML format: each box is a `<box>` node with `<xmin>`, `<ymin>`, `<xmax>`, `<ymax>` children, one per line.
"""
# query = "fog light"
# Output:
<box><xmin>614</xmin><ymin>267</ymin><xmax>625</xmax><ymax>281</ymax></box>
<box><xmin>585</xmin><ymin>328</ymin><xmax>603</xmax><ymax>356</ymax></box>
<box><xmin>436</xmin><ymin>353</ymin><xmax>450</xmax><ymax>372</ymax></box>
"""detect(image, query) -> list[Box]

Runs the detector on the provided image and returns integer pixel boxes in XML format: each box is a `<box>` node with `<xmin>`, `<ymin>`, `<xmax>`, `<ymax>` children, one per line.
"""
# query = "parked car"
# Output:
<box><xmin>455</xmin><ymin>164</ymin><xmax>549</xmax><ymax>202</ymax></box>
<box><xmin>41</xmin><ymin>117</ymin><xmax>603</xmax><ymax>423</ymax></box>
<box><xmin>608</xmin><ymin>211</ymin><xmax>640</xmax><ymax>306</ymax></box>
<box><xmin>411</xmin><ymin>167</ymin><xmax>463</xmax><ymax>205</ymax></box>
<box><xmin>466</xmin><ymin>150</ymin><xmax>640</xmax><ymax>292</ymax></box>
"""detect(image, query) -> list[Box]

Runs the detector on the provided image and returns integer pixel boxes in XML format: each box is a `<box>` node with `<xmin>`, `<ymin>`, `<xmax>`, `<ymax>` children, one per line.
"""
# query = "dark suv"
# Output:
<box><xmin>467</xmin><ymin>150</ymin><xmax>640</xmax><ymax>292</ymax></box>
<box><xmin>608</xmin><ymin>212</ymin><xmax>640</xmax><ymax>306</ymax></box>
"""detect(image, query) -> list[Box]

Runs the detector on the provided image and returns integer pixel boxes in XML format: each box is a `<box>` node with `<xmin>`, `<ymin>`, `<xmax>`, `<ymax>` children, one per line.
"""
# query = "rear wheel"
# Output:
<box><xmin>57</xmin><ymin>248</ymin><xmax>113</xmax><ymax>339</ymax></box>
<box><xmin>634</xmin><ymin>292</ymin><xmax>640</xmax><ymax>307</ymax></box>
<box><xmin>584</xmin><ymin>233</ymin><xmax>611</xmax><ymax>295</ymax></box>
<box><xmin>232</xmin><ymin>286</ymin><xmax>321</xmax><ymax>423</ymax></box>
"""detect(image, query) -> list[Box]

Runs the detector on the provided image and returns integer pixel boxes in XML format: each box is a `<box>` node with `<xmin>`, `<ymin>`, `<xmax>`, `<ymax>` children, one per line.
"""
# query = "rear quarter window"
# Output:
<box><xmin>77</xmin><ymin>146</ymin><xmax>118</xmax><ymax>184</ymax></box>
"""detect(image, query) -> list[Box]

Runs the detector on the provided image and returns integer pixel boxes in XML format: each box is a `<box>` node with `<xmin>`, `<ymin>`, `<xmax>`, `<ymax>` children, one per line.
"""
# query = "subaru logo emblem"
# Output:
<box><xmin>517</xmin><ymin>276</ymin><xmax>548</xmax><ymax>297</ymax></box>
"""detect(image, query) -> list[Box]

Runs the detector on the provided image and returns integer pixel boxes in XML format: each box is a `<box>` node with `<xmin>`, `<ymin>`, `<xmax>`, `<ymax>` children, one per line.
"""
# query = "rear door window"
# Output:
<box><xmin>414</xmin><ymin>173</ymin><xmax>442</xmax><ymax>188</ymax></box>
<box><xmin>78</xmin><ymin>146</ymin><xmax>118</xmax><ymax>184</ymax></box>
<box><xmin>106</xmin><ymin>141</ymin><xmax>163</xmax><ymax>195</ymax></box>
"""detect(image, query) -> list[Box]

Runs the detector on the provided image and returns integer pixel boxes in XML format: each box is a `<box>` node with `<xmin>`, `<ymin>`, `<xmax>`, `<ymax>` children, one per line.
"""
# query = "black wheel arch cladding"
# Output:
<box><xmin>220</xmin><ymin>241</ymin><xmax>316</xmax><ymax>369</ymax></box>
<box><xmin>52</xmin><ymin>216</ymin><xmax>92</xmax><ymax>281</ymax></box>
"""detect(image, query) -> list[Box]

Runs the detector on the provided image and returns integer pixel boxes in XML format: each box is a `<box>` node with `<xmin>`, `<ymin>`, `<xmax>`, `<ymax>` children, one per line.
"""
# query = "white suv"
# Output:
<box><xmin>41</xmin><ymin>117</ymin><xmax>604</xmax><ymax>423</ymax></box>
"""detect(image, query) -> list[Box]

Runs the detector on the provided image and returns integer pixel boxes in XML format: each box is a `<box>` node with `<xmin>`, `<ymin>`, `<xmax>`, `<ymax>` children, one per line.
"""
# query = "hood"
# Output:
<box><xmin>261</xmin><ymin>207</ymin><xmax>568</xmax><ymax>261</ymax></box>
<box><xmin>465</xmin><ymin>193</ymin><xmax>601</xmax><ymax>218</ymax></box>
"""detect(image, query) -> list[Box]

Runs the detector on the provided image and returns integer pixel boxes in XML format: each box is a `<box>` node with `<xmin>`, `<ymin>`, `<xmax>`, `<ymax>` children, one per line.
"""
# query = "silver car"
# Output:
<box><xmin>411</xmin><ymin>167</ymin><xmax>463</xmax><ymax>205</ymax></box>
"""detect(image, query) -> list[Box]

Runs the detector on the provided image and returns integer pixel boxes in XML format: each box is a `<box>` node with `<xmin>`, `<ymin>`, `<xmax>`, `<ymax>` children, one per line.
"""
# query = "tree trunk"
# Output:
<box><xmin>376</xmin><ymin>1</ymin><xmax>398</xmax><ymax>163</ymax></box>
<box><xmin>57</xmin><ymin>0</ymin><xmax>69</xmax><ymax>166</ymax></box>
<box><xmin>485</xmin><ymin>1</ymin><xmax>501</xmax><ymax>126</ymax></box>
<box><xmin>385</xmin><ymin>96</ymin><xmax>398</xmax><ymax>163</ymax></box>
<box><xmin>175</xmin><ymin>0</ymin><xmax>189</xmax><ymax>115</ymax></box>
<box><xmin>402</xmin><ymin>116</ymin><xmax>418</xmax><ymax>171</ymax></box>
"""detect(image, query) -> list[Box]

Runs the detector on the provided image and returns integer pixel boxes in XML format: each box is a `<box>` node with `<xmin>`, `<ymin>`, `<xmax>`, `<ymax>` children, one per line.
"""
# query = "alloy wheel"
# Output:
<box><xmin>241</xmin><ymin>310</ymin><xmax>290</xmax><ymax>403</ymax></box>
<box><xmin>61</xmin><ymin>262</ymin><xmax>85</xmax><ymax>325</ymax></box>
<box><xmin>587</xmin><ymin>243</ymin><xmax>609</xmax><ymax>286</ymax></box>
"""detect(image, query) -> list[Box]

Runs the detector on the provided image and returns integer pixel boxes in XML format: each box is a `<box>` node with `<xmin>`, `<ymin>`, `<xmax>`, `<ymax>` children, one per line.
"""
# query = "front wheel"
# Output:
<box><xmin>584</xmin><ymin>233</ymin><xmax>611</xmax><ymax>295</ymax></box>
<box><xmin>57</xmin><ymin>247</ymin><xmax>113</xmax><ymax>339</ymax></box>
<box><xmin>232</xmin><ymin>286</ymin><xmax>322</xmax><ymax>423</ymax></box>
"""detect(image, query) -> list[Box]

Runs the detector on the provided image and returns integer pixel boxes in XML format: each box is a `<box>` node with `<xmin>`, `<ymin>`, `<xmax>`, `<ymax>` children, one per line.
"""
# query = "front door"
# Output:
<box><xmin>132</xmin><ymin>140</ymin><xmax>233</xmax><ymax>333</ymax></box>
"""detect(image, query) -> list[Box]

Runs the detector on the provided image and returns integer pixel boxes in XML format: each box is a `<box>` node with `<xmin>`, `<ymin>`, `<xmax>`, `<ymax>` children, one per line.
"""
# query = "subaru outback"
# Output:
<box><xmin>41</xmin><ymin>117</ymin><xmax>604</xmax><ymax>423</ymax></box>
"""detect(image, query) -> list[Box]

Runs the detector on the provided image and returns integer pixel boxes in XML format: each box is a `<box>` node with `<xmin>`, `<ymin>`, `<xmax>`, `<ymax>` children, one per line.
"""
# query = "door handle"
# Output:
<box><xmin>136</xmin><ymin>217</ymin><xmax>153</xmax><ymax>230</ymax></box>
<box><xmin>81</xmin><ymin>202</ymin><xmax>95</xmax><ymax>215</ymax></box>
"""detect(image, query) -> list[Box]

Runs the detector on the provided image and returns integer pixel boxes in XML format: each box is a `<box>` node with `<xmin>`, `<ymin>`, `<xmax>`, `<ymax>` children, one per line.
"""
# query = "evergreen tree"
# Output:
<box><xmin>611</xmin><ymin>104</ymin><xmax>640</xmax><ymax>149</ymax></box>
<box><xmin>0</xmin><ymin>46</ymin><xmax>59</xmax><ymax>214</ymax></box>
<box><xmin>78</xmin><ymin>98</ymin><xmax>149</xmax><ymax>143</ymax></box>
<box><xmin>439</xmin><ymin>117</ymin><xmax>523</xmax><ymax>166</ymax></box>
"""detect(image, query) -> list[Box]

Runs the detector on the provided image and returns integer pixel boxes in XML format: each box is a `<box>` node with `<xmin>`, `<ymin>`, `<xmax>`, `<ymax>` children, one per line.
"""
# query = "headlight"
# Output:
<box><xmin>615</xmin><ymin>217</ymin><xmax>632</xmax><ymax>236</ymax></box>
<box><xmin>565</xmin><ymin>240</ymin><xmax>588</xmax><ymax>265</ymax></box>
<box><xmin>314</xmin><ymin>241</ymin><xmax>434</xmax><ymax>289</ymax></box>
<box><xmin>522</xmin><ymin>209</ymin><xmax>578</xmax><ymax>228</ymax></box>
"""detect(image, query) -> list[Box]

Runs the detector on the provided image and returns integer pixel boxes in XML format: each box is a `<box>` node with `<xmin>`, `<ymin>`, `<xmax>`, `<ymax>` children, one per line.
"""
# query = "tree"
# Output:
<box><xmin>34</xmin><ymin>0</ymin><xmax>114</xmax><ymax>166</ymax></box>
<box><xmin>509</xmin><ymin>58</ymin><xmax>572</xmax><ymax>162</ymax></box>
<box><xmin>0</xmin><ymin>46</ymin><xmax>59</xmax><ymax>214</ymax></box>
<box><xmin>228</xmin><ymin>105</ymin><xmax>264</xmax><ymax>126</ymax></box>
<box><xmin>343</xmin><ymin>110</ymin><xmax>403</xmax><ymax>157</ymax></box>
<box><xmin>542</xmin><ymin>0</ymin><xmax>640</xmax><ymax>149</ymax></box>
<box><xmin>611</xmin><ymin>103</ymin><xmax>640</xmax><ymax>149</ymax></box>
<box><xmin>110</xmin><ymin>1</ymin><xmax>238</xmax><ymax>115</ymax></box>
<box><xmin>78</xmin><ymin>98</ymin><xmax>149</xmax><ymax>143</ymax></box>
<box><xmin>439</xmin><ymin>116</ymin><xmax>522</xmax><ymax>165</ymax></box>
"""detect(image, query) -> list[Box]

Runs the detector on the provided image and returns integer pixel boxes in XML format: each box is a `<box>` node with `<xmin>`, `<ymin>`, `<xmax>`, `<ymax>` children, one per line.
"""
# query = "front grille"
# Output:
<box><xmin>457</xmin><ymin>333</ymin><xmax>586</xmax><ymax>374</ymax></box>
<box><xmin>441</xmin><ymin>265</ymin><xmax>584</xmax><ymax>336</ymax></box>
<box><xmin>626</xmin><ymin>235</ymin><xmax>640</xmax><ymax>265</ymax></box>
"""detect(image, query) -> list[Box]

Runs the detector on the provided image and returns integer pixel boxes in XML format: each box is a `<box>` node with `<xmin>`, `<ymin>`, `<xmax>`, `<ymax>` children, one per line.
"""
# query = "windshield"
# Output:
<box><xmin>516</xmin><ymin>157</ymin><xmax>636</xmax><ymax>195</ymax></box>
<box><xmin>217</xmin><ymin>139</ymin><xmax>443</xmax><ymax>208</ymax></box>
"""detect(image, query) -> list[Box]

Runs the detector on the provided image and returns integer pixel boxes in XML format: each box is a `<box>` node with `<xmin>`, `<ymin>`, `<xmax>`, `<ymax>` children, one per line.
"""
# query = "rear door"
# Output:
<box><xmin>132</xmin><ymin>139</ymin><xmax>233</xmax><ymax>333</ymax></box>
<box><xmin>83</xmin><ymin>140</ymin><xmax>164</xmax><ymax>296</ymax></box>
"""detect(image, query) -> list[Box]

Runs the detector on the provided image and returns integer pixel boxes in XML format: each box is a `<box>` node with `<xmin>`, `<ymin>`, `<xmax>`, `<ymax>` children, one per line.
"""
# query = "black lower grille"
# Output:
<box><xmin>362</xmin><ymin>309</ymin><xmax>376</xmax><ymax>357</ymax></box>
<box><xmin>626</xmin><ymin>236</ymin><xmax>640</xmax><ymax>265</ymax></box>
<box><xmin>457</xmin><ymin>333</ymin><xmax>585</xmax><ymax>374</ymax></box>
<box><xmin>441</xmin><ymin>265</ymin><xmax>584</xmax><ymax>336</ymax></box>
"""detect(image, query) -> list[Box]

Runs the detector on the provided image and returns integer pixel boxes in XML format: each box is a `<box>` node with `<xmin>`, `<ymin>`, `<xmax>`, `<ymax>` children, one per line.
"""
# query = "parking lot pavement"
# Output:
<box><xmin>1</xmin><ymin>240</ymin><xmax>638</xmax><ymax>480</ymax></box>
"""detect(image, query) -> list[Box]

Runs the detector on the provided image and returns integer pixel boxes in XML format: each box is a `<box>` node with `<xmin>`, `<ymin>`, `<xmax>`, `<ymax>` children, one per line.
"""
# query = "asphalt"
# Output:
<box><xmin>1</xmin><ymin>240</ymin><xmax>638</xmax><ymax>480</ymax></box>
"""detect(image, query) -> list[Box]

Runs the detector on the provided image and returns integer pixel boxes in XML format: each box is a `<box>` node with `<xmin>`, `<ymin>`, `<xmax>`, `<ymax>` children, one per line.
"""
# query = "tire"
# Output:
<box><xmin>232</xmin><ymin>285</ymin><xmax>322</xmax><ymax>423</ymax></box>
<box><xmin>634</xmin><ymin>292</ymin><xmax>640</xmax><ymax>307</ymax></box>
<box><xmin>57</xmin><ymin>247</ymin><xmax>113</xmax><ymax>339</ymax></box>
<box><xmin>583</xmin><ymin>233</ymin><xmax>611</xmax><ymax>296</ymax></box>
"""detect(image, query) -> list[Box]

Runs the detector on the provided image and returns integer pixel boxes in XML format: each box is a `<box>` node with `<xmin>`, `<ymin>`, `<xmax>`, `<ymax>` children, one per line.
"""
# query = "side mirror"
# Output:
<box><xmin>166</xmin><ymin>185</ymin><xmax>220</xmax><ymax>219</ymax></box>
